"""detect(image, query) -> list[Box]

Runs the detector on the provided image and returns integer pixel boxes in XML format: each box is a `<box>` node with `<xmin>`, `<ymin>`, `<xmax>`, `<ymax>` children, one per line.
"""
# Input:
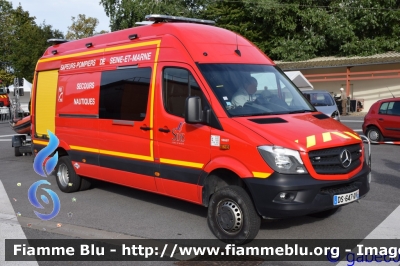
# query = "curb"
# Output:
<box><xmin>0</xmin><ymin>180</ymin><xmax>38</xmax><ymax>266</ymax></box>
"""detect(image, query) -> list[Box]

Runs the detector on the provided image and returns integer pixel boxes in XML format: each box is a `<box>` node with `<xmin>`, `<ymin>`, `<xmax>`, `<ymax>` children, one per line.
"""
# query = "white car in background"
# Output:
<box><xmin>302</xmin><ymin>90</ymin><xmax>341</xmax><ymax>121</ymax></box>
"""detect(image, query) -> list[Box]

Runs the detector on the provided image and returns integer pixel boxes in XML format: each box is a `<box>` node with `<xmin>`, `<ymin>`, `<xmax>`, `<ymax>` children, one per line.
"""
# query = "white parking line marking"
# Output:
<box><xmin>0</xmin><ymin>134</ymin><xmax>21</xmax><ymax>138</ymax></box>
<box><xmin>0</xmin><ymin>181</ymin><xmax>39</xmax><ymax>266</ymax></box>
<box><xmin>341</xmin><ymin>120</ymin><xmax>364</xmax><ymax>122</ymax></box>
<box><xmin>365</xmin><ymin>205</ymin><xmax>400</xmax><ymax>239</ymax></box>
<box><xmin>337</xmin><ymin>205</ymin><xmax>400</xmax><ymax>265</ymax></box>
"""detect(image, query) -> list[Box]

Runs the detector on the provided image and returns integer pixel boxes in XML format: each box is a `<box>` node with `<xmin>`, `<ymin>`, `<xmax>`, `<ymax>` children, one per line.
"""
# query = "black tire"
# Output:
<box><xmin>14</xmin><ymin>147</ymin><xmax>22</xmax><ymax>157</ymax></box>
<box><xmin>79</xmin><ymin>177</ymin><xmax>92</xmax><ymax>191</ymax></box>
<box><xmin>207</xmin><ymin>185</ymin><xmax>261</xmax><ymax>244</ymax></box>
<box><xmin>54</xmin><ymin>156</ymin><xmax>81</xmax><ymax>193</ymax></box>
<box><xmin>366</xmin><ymin>126</ymin><xmax>383</xmax><ymax>142</ymax></box>
<box><xmin>308</xmin><ymin>207</ymin><xmax>340</xmax><ymax>218</ymax></box>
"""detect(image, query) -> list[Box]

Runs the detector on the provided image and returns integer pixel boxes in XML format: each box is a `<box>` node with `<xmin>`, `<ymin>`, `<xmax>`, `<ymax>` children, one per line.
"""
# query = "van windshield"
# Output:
<box><xmin>197</xmin><ymin>64</ymin><xmax>314</xmax><ymax>117</ymax></box>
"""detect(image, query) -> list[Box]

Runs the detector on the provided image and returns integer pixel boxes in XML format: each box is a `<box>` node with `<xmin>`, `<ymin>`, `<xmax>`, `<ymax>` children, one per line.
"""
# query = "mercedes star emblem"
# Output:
<box><xmin>340</xmin><ymin>149</ymin><xmax>352</xmax><ymax>168</ymax></box>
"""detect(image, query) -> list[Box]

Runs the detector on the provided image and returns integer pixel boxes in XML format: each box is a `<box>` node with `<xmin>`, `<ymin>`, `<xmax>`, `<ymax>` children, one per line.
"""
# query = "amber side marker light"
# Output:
<box><xmin>154</xmin><ymin>172</ymin><xmax>160</xmax><ymax>177</ymax></box>
<box><xmin>220</xmin><ymin>144</ymin><xmax>230</xmax><ymax>150</ymax></box>
<box><xmin>82</xmin><ymin>159</ymin><xmax>86</xmax><ymax>163</ymax></box>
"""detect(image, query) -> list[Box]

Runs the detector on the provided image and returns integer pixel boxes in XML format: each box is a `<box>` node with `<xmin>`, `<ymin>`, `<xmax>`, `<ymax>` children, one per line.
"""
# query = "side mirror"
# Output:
<box><xmin>185</xmin><ymin>96</ymin><xmax>202</xmax><ymax>124</ymax></box>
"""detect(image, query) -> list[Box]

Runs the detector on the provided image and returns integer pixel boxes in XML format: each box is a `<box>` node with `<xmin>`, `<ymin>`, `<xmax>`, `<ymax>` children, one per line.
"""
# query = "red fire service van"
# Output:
<box><xmin>31</xmin><ymin>15</ymin><xmax>371</xmax><ymax>243</ymax></box>
<box><xmin>0</xmin><ymin>81</ymin><xmax>10</xmax><ymax>107</ymax></box>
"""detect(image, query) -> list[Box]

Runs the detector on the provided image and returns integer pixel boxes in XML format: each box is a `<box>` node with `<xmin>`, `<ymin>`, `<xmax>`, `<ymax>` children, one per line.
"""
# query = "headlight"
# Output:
<box><xmin>258</xmin><ymin>146</ymin><xmax>308</xmax><ymax>174</ymax></box>
<box><xmin>331</xmin><ymin>110</ymin><xmax>339</xmax><ymax>120</ymax></box>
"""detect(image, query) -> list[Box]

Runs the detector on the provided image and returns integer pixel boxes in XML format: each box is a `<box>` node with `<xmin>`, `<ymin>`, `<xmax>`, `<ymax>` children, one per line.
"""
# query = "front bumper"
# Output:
<box><xmin>243</xmin><ymin>162</ymin><xmax>370</xmax><ymax>218</ymax></box>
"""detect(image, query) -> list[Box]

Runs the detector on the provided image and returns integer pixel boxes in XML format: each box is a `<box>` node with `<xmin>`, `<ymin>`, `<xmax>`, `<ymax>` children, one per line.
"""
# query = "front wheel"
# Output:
<box><xmin>207</xmin><ymin>186</ymin><xmax>261</xmax><ymax>244</ymax></box>
<box><xmin>366</xmin><ymin>126</ymin><xmax>383</xmax><ymax>142</ymax></box>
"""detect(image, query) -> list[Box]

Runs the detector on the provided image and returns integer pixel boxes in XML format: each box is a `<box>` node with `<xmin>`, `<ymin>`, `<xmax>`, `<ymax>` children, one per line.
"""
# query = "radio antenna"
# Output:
<box><xmin>234</xmin><ymin>34</ymin><xmax>241</xmax><ymax>56</ymax></box>
<box><xmin>387</xmin><ymin>87</ymin><xmax>395</xmax><ymax>98</ymax></box>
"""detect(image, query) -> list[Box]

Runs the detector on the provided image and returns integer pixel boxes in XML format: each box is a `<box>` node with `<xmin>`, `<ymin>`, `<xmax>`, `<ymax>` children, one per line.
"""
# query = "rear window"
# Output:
<box><xmin>304</xmin><ymin>92</ymin><xmax>335</xmax><ymax>106</ymax></box>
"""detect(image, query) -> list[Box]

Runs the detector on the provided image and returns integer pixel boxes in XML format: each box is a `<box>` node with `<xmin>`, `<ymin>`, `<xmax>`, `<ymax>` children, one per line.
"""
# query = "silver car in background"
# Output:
<box><xmin>302</xmin><ymin>90</ymin><xmax>340</xmax><ymax>121</ymax></box>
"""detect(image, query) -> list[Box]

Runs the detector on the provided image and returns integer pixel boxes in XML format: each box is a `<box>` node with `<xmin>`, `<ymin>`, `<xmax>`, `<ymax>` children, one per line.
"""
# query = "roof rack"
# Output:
<box><xmin>144</xmin><ymin>14</ymin><xmax>215</xmax><ymax>25</ymax></box>
<box><xmin>47</xmin><ymin>39</ymin><xmax>69</xmax><ymax>45</ymax></box>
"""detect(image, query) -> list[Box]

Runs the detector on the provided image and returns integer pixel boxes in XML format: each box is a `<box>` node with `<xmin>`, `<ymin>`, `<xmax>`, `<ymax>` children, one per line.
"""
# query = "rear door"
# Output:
<box><xmin>377</xmin><ymin>101</ymin><xmax>400</xmax><ymax>138</ymax></box>
<box><xmin>154</xmin><ymin>63</ymin><xmax>211</xmax><ymax>203</ymax></box>
<box><xmin>35</xmin><ymin>70</ymin><xmax>59</xmax><ymax>138</ymax></box>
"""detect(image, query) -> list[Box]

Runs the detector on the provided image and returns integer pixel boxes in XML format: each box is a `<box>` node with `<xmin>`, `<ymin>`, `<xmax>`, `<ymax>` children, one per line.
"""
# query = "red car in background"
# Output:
<box><xmin>362</xmin><ymin>97</ymin><xmax>400</xmax><ymax>142</ymax></box>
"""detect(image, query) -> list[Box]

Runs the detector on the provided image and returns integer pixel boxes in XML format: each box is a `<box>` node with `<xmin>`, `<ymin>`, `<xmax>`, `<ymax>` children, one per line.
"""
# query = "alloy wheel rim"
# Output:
<box><xmin>58</xmin><ymin>164</ymin><xmax>69</xmax><ymax>187</ymax></box>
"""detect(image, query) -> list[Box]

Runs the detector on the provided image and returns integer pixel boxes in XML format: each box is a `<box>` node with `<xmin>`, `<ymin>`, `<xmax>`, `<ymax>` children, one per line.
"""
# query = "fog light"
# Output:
<box><xmin>279</xmin><ymin>192</ymin><xmax>293</xmax><ymax>200</ymax></box>
<box><xmin>274</xmin><ymin>191</ymin><xmax>297</xmax><ymax>202</ymax></box>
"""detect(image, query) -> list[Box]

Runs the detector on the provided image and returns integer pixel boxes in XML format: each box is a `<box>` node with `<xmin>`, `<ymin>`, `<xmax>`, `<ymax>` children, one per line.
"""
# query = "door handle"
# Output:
<box><xmin>158</xmin><ymin>128</ymin><xmax>170</xmax><ymax>133</ymax></box>
<box><xmin>379</xmin><ymin>118</ymin><xmax>384</xmax><ymax>121</ymax></box>
<box><xmin>140</xmin><ymin>126</ymin><xmax>151</xmax><ymax>131</ymax></box>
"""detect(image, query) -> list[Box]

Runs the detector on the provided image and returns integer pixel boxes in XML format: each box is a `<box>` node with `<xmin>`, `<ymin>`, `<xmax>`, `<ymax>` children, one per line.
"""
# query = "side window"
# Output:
<box><xmin>99</xmin><ymin>68</ymin><xmax>151</xmax><ymax>121</ymax></box>
<box><xmin>163</xmin><ymin>67</ymin><xmax>207</xmax><ymax>118</ymax></box>
<box><xmin>390</xmin><ymin>102</ymin><xmax>400</xmax><ymax>115</ymax></box>
<box><xmin>379</xmin><ymin>102</ymin><xmax>388</xmax><ymax>114</ymax></box>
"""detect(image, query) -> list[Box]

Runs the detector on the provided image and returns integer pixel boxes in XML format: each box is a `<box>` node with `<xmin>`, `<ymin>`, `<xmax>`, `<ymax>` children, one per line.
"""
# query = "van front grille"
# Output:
<box><xmin>308</xmin><ymin>144</ymin><xmax>362</xmax><ymax>174</ymax></box>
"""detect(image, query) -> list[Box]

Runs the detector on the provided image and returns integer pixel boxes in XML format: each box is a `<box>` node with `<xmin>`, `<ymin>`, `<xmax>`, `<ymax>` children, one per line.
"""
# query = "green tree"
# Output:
<box><xmin>66</xmin><ymin>14</ymin><xmax>108</xmax><ymax>40</ymax></box>
<box><xmin>7</xmin><ymin>5</ymin><xmax>63</xmax><ymax>81</ymax></box>
<box><xmin>1</xmin><ymin>3</ymin><xmax>64</xmax><ymax>82</ymax></box>
<box><xmin>0</xmin><ymin>0</ymin><xmax>14</xmax><ymax>84</ymax></box>
<box><xmin>100</xmin><ymin>0</ymin><xmax>207</xmax><ymax>31</ymax></box>
<box><xmin>204</xmin><ymin>0</ymin><xmax>400</xmax><ymax>60</ymax></box>
<box><xmin>99</xmin><ymin>0</ymin><xmax>400</xmax><ymax>61</ymax></box>
<box><xmin>0</xmin><ymin>69</ymin><xmax>14</xmax><ymax>87</ymax></box>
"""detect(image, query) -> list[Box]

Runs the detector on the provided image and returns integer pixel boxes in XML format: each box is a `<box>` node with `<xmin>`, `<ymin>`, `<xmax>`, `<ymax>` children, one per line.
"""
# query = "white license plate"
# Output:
<box><xmin>333</xmin><ymin>190</ymin><xmax>359</xmax><ymax>206</ymax></box>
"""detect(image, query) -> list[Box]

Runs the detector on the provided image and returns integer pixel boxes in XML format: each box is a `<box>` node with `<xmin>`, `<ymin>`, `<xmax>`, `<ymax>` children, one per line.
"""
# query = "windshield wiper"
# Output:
<box><xmin>233</xmin><ymin>112</ymin><xmax>277</xmax><ymax>117</ymax></box>
<box><xmin>288</xmin><ymin>109</ymin><xmax>315</xmax><ymax>114</ymax></box>
<box><xmin>250</xmin><ymin>112</ymin><xmax>283</xmax><ymax>116</ymax></box>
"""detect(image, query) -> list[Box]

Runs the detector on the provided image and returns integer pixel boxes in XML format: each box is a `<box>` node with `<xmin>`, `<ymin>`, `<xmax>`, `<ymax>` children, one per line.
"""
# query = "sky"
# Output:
<box><xmin>10</xmin><ymin>0</ymin><xmax>111</xmax><ymax>35</ymax></box>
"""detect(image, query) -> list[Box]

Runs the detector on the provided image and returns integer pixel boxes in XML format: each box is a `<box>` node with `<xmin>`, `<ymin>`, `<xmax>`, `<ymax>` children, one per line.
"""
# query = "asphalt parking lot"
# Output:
<box><xmin>1</xmin><ymin>115</ymin><xmax>399</xmax><ymax>266</ymax></box>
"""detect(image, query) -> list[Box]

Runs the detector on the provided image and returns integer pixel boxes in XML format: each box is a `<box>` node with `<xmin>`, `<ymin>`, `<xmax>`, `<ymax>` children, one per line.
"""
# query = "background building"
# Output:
<box><xmin>277</xmin><ymin>52</ymin><xmax>400</xmax><ymax>112</ymax></box>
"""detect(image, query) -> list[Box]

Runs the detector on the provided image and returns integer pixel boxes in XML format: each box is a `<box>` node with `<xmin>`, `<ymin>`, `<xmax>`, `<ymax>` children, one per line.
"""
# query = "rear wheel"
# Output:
<box><xmin>207</xmin><ymin>186</ymin><xmax>261</xmax><ymax>244</ymax></box>
<box><xmin>55</xmin><ymin>156</ymin><xmax>81</xmax><ymax>193</ymax></box>
<box><xmin>366</xmin><ymin>126</ymin><xmax>383</xmax><ymax>142</ymax></box>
